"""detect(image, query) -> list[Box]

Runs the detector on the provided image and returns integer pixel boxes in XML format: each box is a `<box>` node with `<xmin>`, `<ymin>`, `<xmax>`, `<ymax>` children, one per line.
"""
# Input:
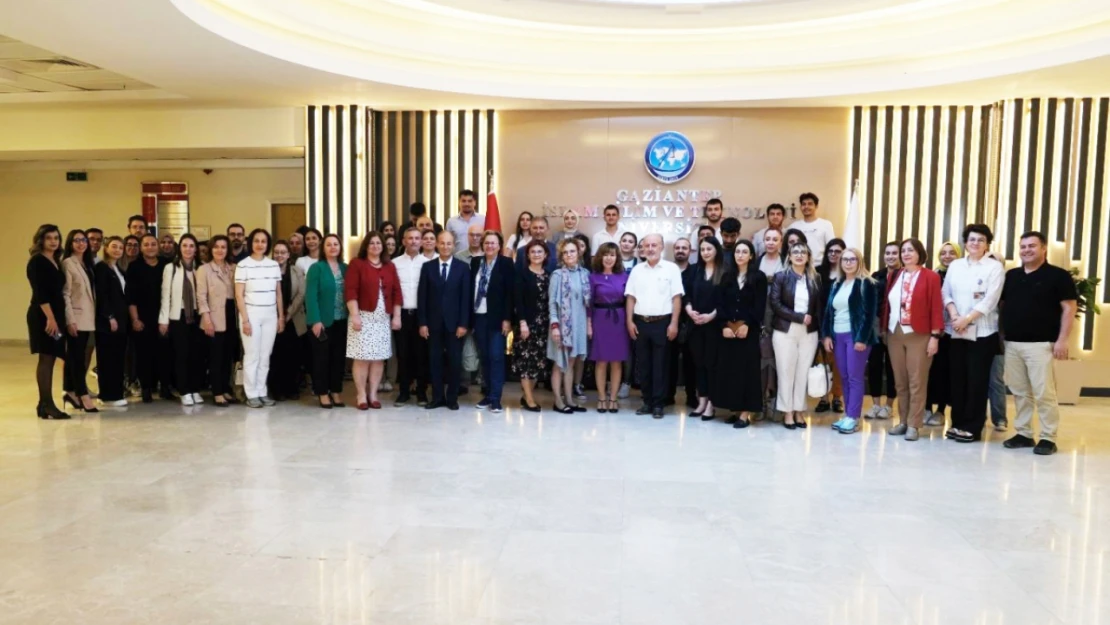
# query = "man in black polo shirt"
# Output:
<box><xmin>1000</xmin><ymin>231</ymin><xmax>1077</xmax><ymax>456</ymax></box>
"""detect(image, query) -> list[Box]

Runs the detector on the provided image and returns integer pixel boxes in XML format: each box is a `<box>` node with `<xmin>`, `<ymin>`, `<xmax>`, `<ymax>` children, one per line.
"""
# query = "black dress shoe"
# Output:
<box><xmin>1033</xmin><ymin>440</ymin><xmax>1057</xmax><ymax>455</ymax></box>
<box><xmin>700</xmin><ymin>412</ymin><xmax>716</xmax><ymax>421</ymax></box>
<box><xmin>523</xmin><ymin>402</ymin><xmax>542</xmax><ymax>412</ymax></box>
<box><xmin>652</xmin><ymin>408</ymin><xmax>664</xmax><ymax>419</ymax></box>
<box><xmin>815</xmin><ymin>399</ymin><xmax>831</xmax><ymax>413</ymax></box>
<box><xmin>553</xmin><ymin>404</ymin><xmax>574</xmax><ymax>414</ymax></box>
<box><xmin>570</xmin><ymin>404</ymin><xmax>587</xmax><ymax>413</ymax></box>
<box><xmin>1004</xmin><ymin>434</ymin><xmax>1036</xmax><ymax>449</ymax></box>
<box><xmin>635</xmin><ymin>405</ymin><xmax>653</xmax><ymax>415</ymax></box>
<box><xmin>733</xmin><ymin>416</ymin><xmax>751</xmax><ymax>429</ymax></box>
<box><xmin>425</xmin><ymin>400</ymin><xmax>447</xmax><ymax>410</ymax></box>
<box><xmin>783</xmin><ymin>421</ymin><xmax>796</xmax><ymax>430</ymax></box>
<box><xmin>832</xmin><ymin>399</ymin><xmax>844</xmax><ymax>413</ymax></box>
<box><xmin>447</xmin><ymin>402</ymin><xmax>460</xmax><ymax>410</ymax></box>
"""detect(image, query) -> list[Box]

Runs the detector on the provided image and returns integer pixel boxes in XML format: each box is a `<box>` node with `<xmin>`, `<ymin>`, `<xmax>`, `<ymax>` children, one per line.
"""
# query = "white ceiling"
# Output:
<box><xmin>0</xmin><ymin>0</ymin><xmax>1107</xmax><ymax>109</ymax></box>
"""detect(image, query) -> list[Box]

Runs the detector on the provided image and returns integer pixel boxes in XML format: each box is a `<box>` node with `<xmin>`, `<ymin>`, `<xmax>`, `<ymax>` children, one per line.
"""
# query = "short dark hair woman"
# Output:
<box><xmin>196</xmin><ymin>234</ymin><xmax>239</xmax><ymax>406</ymax></box>
<box><xmin>306</xmin><ymin>234</ymin><xmax>349</xmax><ymax>408</ymax></box>
<box><xmin>61</xmin><ymin>229</ymin><xmax>98</xmax><ymax>413</ymax></box>
<box><xmin>346</xmin><ymin>231</ymin><xmax>403</xmax><ymax>409</ymax></box>
<box><xmin>512</xmin><ymin>239</ymin><xmax>552</xmax><ymax>411</ymax></box>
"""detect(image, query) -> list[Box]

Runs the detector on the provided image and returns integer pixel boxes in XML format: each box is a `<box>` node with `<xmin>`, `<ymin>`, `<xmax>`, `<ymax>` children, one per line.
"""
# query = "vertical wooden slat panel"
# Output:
<box><xmin>307</xmin><ymin>106</ymin><xmax>317</xmax><ymax>229</ymax></box>
<box><xmin>864</xmin><ymin>107</ymin><xmax>878</xmax><ymax>264</ymax></box>
<box><xmin>1074</xmin><ymin>98</ymin><xmax>1093</xmax><ymax>261</ymax></box>
<box><xmin>1056</xmin><ymin>99</ymin><xmax>1074</xmax><ymax>241</ymax></box>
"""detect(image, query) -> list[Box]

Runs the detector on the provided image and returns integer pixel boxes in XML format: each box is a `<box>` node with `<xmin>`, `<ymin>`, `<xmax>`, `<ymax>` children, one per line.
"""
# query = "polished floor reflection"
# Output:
<box><xmin>2</xmin><ymin>347</ymin><xmax>1110</xmax><ymax>624</ymax></box>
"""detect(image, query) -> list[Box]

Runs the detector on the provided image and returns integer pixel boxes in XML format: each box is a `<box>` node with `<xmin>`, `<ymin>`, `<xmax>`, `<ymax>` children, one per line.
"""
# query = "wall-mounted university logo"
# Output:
<box><xmin>644</xmin><ymin>131</ymin><xmax>695</xmax><ymax>184</ymax></box>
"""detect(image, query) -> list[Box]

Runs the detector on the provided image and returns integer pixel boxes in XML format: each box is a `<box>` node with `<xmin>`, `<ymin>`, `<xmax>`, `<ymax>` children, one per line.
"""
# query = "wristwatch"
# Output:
<box><xmin>930</xmin><ymin>332</ymin><xmax>944</xmax><ymax>339</ymax></box>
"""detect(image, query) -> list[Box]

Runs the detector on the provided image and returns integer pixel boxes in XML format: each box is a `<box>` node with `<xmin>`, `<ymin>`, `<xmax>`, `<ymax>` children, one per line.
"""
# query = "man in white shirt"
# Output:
<box><xmin>392</xmin><ymin>226</ymin><xmax>431</xmax><ymax>406</ymax></box>
<box><xmin>752</xmin><ymin>203</ymin><xmax>787</xmax><ymax>257</ymax></box>
<box><xmin>591</xmin><ymin>204</ymin><xmax>627</xmax><ymax>251</ymax></box>
<box><xmin>445</xmin><ymin>189</ymin><xmax>484</xmax><ymax>253</ymax></box>
<box><xmin>704</xmin><ymin>198</ymin><xmax>724</xmax><ymax>243</ymax></box>
<box><xmin>788</xmin><ymin>193</ymin><xmax>836</xmax><ymax>266</ymax></box>
<box><xmin>625</xmin><ymin>233</ymin><xmax>685</xmax><ymax>419</ymax></box>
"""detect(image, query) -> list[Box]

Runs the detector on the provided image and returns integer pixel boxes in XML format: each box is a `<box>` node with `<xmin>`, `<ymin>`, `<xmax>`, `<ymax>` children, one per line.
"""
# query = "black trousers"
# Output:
<box><xmin>635</xmin><ymin>318</ymin><xmax>670</xmax><ymax>410</ymax></box>
<box><xmin>169</xmin><ymin>319</ymin><xmax>205</xmax><ymax>394</ymax></box>
<box><xmin>866</xmin><ymin>341</ymin><xmax>897</xmax><ymax>398</ymax></box>
<box><xmin>927</xmin><ymin>335</ymin><xmax>951</xmax><ymax>411</ymax></box>
<box><xmin>96</xmin><ymin>329</ymin><xmax>128</xmax><ymax>401</ymax></box>
<box><xmin>311</xmin><ymin>321</ymin><xmax>348</xmax><ymax>396</ymax></box>
<box><xmin>665</xmin><ymin>340</ymin><xmax>697</xmax><ymax>405</ymax></box>
<box><xmin>428</xmin><ymin>325</ymin><xmax>463</xmax><ymax>404</ymax></box>
<box><xmin>268</xmin><ymin>324</ymin><xmax>301</xmax><ymax>398</ymax></box>
<box><xmin>133</xmin><ymin>322</ymin><xmax>174</xmax><ymax>394</ymax></box>
<box><xmin>948</xmin><ymin>333</ymin><xmax>1000</xmax><ymax>435</ymax></box>
<box><xmin>395</xmin><ymin>310</ymin><xmax>428</xmax><ymax>396</ymax></box>
<box><xmin>208</xmin><ymin>302</ymin><xmax>238</xmax><ymax>397</ymax></box>
<box><xmin>64</xmin><ymin>330</ymin><xmax>91</xmax><ymax>395</ymax></box>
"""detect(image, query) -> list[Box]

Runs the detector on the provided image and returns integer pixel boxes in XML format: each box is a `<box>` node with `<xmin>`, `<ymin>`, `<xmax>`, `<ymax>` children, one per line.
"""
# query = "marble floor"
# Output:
<box><xmin>2</xmin><ymin>347</ymin><xmax>1110</xmax><ymax>624</ymax></box>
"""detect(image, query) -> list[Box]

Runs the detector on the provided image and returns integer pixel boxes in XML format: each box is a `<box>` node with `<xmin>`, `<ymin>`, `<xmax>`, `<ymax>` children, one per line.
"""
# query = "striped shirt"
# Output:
<box><xmin>234</xmin><ymin>256</ymin><xmax>281</xmax><ymax>309</ymax></box>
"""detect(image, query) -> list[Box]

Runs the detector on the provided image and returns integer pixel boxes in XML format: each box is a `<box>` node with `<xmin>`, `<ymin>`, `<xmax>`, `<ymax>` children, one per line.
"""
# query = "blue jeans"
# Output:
<box><xmin>989</xmin><ymin>353</ymin><xmax>1007</xmax><ymax>424</ymax></box>
<box><xmin>473</xmin><ymin>314</ymin><xmax>507</xmax><ymax>404</ymax></box>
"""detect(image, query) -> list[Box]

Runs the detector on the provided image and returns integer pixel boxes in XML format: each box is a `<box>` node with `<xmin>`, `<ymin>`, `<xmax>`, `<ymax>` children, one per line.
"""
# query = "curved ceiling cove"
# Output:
<box><xmin>172</xmin><ymin>0</ymin><xmax>1110</xmax><ymax>103</ymax></box>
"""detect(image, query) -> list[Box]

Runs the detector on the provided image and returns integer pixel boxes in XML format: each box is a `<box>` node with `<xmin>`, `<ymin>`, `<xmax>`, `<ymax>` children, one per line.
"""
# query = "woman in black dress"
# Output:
<box><xmin>27</xmin><ymin>224</ymin><xmax>69</xmax><ymax>419</ymax></box>
<box><xmin>713</xmin><ymin>240</ymin><xmax>768</xmax><ymax>428</ymax></box>
<box><xmin>127</xmin><ymin>234</ymin><xmax>172</xmax><ymax>402</ymax></box>
<box><xmin>512</xmin><ymin>240</ymin><xmax>552</xmax><ymax>411</ymax></box>
<box><xmin>685</xmin><ymin>237</ymin><xmax>724</xmax><ymax>420</ymax></box>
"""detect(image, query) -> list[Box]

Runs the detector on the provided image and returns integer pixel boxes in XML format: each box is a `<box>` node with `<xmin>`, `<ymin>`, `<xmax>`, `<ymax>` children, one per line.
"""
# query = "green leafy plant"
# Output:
<box><xmin>1070</xmin><ymin>268</ymin><xmax>1101</xmax><ymax>318</ymax></box>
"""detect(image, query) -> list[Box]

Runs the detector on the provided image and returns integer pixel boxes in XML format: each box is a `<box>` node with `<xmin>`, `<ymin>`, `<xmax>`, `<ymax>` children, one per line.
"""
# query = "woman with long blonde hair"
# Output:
<box><xmin>768</xmin><ymin>243</ymin><xmax>822</xmax><ymax>428</ymax></box>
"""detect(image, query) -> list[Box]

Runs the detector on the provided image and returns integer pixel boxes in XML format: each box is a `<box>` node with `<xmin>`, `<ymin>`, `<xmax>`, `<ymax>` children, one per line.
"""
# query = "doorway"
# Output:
<box><xmin>271</xmin><ymin>203</ymin><xmax>306</xmax><ymax>240</ymax></box>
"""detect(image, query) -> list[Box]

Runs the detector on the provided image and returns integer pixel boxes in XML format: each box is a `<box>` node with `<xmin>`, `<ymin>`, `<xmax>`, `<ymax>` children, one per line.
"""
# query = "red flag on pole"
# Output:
<box><xmin>485</xmin><ymin>191</ymin><xmax>502</xmax><ymax>233</ymax></box>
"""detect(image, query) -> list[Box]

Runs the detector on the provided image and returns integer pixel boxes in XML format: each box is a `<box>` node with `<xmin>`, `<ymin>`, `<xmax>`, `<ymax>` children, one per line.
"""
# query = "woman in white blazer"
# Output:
<box><xmin>159</xmin><ymin>234</ymin><xmax>205</xmax><ymax>406</ymax></box>
<box><xmin>61</xmin><ymin>229</ymin><xmax>98</xmax><ymax>412</ymax></box>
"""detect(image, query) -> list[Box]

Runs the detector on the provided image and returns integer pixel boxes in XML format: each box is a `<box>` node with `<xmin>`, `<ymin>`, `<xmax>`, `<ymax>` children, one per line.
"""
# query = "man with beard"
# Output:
<box><xmin>665</xmin><ymin>238</ymin><xmax>697</xmax><ymax>408</ymax></box>
<box><xmin>704</xmin><ymin>198</ymin><xmax>724</xmax><ymax>243</ymax></box>
<box><xmin>226</xmin><ymin>223</ymin><xmax>248</xmax><ymax>263</ymax></box>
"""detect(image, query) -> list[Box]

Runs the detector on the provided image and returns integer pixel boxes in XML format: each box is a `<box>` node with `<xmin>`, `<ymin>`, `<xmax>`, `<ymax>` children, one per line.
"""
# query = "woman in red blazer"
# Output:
<box><xmin>345</xmin><ymin>231</ymin><xmax>403</xmax><ymax>410</ymax></box>
<box><xmin>880</xmin><ymin>238</ymin><xmax>943</xmax><ymax>441</ymax></box>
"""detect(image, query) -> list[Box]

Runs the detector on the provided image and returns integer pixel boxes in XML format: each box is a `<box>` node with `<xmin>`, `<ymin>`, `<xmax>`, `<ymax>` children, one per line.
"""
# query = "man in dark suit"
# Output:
<box><xmin>515</xmin><ymin>217</ymin><xmax>557</xmax><ymax>274</ymax></box>
<box><xmin>418</xmin><ymin>231</ymin><xmax>471</xmax><ymax>410</ymax></box>
<box><xmin>469</xmin><ymin>232</ymin><xmax>515</xmax><ymax>413</ymax></box>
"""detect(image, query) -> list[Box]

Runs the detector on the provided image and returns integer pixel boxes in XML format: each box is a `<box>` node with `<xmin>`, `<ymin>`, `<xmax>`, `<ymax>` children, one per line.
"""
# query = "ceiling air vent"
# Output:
<box><xmin>24</xmin><ymin>57</ymin><xmax>99</xmax><ymax>71</ymax></box>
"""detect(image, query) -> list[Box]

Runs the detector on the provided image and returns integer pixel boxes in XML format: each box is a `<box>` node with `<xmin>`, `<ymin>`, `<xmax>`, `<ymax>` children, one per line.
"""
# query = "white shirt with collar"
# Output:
<box><xmin>591</xmin><ymin>224</ymin><xmax>627</xmax><ymax>251</ymax></box>
<box><xmin>393</xmin><ymin>251</ymin><xmax>429</xmax><ymax>310</ymax></box>
<box><xmin>941</xmin><ymin>254</ymin><xmax>1004</xmax><ymax>339</ymax></box>
<box><xmin>435</xmin><ymin>257</ymin><xmax>454</xmax><ymax>281</ymax></box>
<box><xmin>625</xmin><ymin>259</ymin><xmax>685</xmax><ymax>316</ymax></box>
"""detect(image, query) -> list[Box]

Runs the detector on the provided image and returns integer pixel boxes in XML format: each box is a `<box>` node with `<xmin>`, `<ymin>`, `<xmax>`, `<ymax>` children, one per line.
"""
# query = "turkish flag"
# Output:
<box><xmin>485</xmin><ymin>191</ymin><xmax>502</xmax><ymax>233</ymax></box>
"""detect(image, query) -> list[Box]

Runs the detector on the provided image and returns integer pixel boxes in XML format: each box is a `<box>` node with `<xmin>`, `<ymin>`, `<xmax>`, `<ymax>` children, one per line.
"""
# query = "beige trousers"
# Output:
<box><xmin>887</xmin><ymin>326</ymin><xmax>932</xmax><ymax>428</ymax></box>
<box><xmin>1005</xmin><ymin>342</ymin><xmax>1060</xmax><ymax>442</ymax></box>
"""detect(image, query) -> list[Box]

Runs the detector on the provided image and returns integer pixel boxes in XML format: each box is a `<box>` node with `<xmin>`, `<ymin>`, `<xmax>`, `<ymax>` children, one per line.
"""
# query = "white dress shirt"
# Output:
<box><xmin>393</xmin><ymin>251</ymin><xmax>429</xmax><ymax>310</ymax></box>
<box><xmin>625</xmin><ymin>259</ymin><xmax>685</xmax><ymax>316</ymax></box>
<box><xmin>941</xmin><ymin>255</ymin><xmax>1004</xmax><ymax>339</ymax></box>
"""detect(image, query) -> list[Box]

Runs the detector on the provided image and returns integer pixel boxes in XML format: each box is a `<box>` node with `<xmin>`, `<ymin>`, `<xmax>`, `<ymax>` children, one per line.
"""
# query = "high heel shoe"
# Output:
<box><xmin>62</xmin><ymin>394</ymin><xmax>81</xmax><ymax>411</ymax></box>
<box><xmin>701</xmin><ymin>410</ymin><xmax>716</xmax><ymax>422</ymax></box>
<box><xmin>317</xmin><ymin>397</ymin><xmax>333</xmax><ymax>409</ymax></box>
<box><xmin>553</xmin><ymin>403</ymin><xmax>574</xmax><ymax>414</ymax></box>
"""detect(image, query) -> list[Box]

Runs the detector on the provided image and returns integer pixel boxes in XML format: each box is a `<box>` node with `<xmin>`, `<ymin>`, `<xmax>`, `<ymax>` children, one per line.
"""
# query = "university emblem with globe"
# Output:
<box><xmin>644</xmin><ymin>131</ymin><xmax>695</xmax><ymax>184</ymax></box>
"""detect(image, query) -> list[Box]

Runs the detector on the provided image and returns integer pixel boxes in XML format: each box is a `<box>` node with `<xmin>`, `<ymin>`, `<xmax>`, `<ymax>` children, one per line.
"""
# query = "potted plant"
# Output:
<box><xmin>1056</xmin><ymin>269</ymin><xmax>1101</xmax><ymax>404</ymax></box>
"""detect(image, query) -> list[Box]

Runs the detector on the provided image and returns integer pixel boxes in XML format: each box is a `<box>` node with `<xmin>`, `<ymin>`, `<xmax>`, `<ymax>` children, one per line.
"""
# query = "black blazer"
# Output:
<box><xmin>418</xmin><ymin>257</ymin><xmax>471</xmax><ymax>332</ymax></box>
<box><xmin>720</xmin><ymin>271</ymin><xmax>768</xmax><ymax>329</ymax></box>
<box><xmin>469</xmin><ymin>255</ymin><xmax>514</xmax><ymax>327</ymax></box>
<box><xmin>94</xmin><ymin>262</ymin><xmax>129</xmax><ymax>334</ymax></box>
<box><xmin>514</xmin><ymin>266</ymin><xmax>550</xmax><ymax>325</ymax></box>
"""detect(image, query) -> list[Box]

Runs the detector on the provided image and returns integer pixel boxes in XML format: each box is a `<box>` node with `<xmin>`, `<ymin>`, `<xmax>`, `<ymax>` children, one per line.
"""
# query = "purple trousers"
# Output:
<box><xmin>834</xmin><ymin>332</ymin><xmax>872</xmax><ymax>418</ymax></box>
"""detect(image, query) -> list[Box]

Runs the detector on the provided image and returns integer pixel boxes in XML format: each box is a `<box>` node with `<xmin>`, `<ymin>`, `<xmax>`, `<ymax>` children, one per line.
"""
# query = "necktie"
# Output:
<box><xmin>475</xmin><ymin>261</ymin><xmax>490</xmax><ymax>312</ymax></box>
<box><xmin>441</xmin><ymin>262</ymin><xmax>448</xmax><ymax>282</ymax></box>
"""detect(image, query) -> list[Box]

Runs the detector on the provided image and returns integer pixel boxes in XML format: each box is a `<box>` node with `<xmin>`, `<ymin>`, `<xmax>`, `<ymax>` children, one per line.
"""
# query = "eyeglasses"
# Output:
<box><xmin>790</xmin><ymin>250</ymin><xmax>808</xmax><ymax>256</ymax></box>
<box><xmin>842</xmin><ymin>257</ymin><xmax>859</xmax><ymax>263</ymax></box>
<box><xmin>73</xmin><ymin>237</ymin><xmax>87</xmax><ymax>243</ymax></box>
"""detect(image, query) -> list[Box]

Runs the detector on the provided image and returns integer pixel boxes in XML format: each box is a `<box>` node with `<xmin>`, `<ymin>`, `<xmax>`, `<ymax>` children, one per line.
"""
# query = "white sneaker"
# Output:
<box><xmin>191</xmin><ymin>393</ymin><xmax>204</xmax><ymax>404</ymax></box>
<box><xmin>99</xmin><ymin>398</ymin><xmax>128</xmax><ymax>408</ymax></box>
<box><xmin>876</xmin><ymin>406</ymin><xmax>892</xmax><ymax>420</ymax></box>
<box><xmin>618</xmin><ymin>383</ymin><xmax>631</xmax><ymax>399</ymax></box>
<box><xmin>924</xmin><ymin>411</ymin><xmax>944</xmax><ymax>426</ymax></box>
<box><xmin>181</xmin><ymin>395</ymin><xmax>195</xmax><ymax>406</ymax></box>
<box><xmin>864</xmin><ymin>404</ymin><xmax>881</xmax><ymax>419</ymax></box>
<box><xmin>380</xmin><ymin>381</ymin><xmax>393</xmax><ymax>392</ymax></box>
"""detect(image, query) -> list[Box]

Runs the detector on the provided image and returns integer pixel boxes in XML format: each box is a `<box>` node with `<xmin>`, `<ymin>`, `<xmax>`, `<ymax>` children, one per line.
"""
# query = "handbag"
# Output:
<box><xmin>676</xmin><ymin>318</ymin><xmax>692</xmax><ymax>345</ymax></box>
<box><xmin>807</xmin><ymin>347</ymin><xmax>832</xmax><ymax>398</ymax></box>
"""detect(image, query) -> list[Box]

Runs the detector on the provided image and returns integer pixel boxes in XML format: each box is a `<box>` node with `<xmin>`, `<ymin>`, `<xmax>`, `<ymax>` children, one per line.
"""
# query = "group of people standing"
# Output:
<box><xmin>25</xmin><ymin>190</ymin><xmax>1076</xmax><ymax>454</ymax></box>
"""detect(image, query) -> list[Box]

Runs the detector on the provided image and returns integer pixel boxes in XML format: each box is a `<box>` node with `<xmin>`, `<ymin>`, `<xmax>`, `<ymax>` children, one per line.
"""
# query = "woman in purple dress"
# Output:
<box><xmin>587</xmin><ymin>242</ymin><xmax>629</xmax><ymax>413</ymax></box>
